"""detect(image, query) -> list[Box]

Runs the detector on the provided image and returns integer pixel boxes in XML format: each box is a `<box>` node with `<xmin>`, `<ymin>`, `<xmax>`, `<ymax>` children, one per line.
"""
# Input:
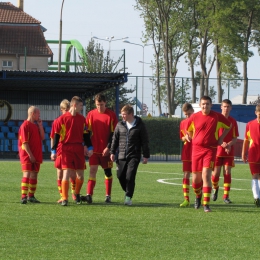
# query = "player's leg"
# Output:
<box><xmin>223</xmin><ymin>164</ymin><xmax>232</xmax><ymax>203</ymax></box>
<box><xmin>61</xmin><ymin>168</ymin><xmax>70</xmax><ymax>206</ymax></box>
<box><xmin>55</xmin><ymin>155</ymin><xmax>63</xmax><ymax>203</ymax></box>
<box><xmin>27</xmin><ymin>163</ymin><xmax>40</xmax><ymax>203</ymax></box>
<box><xmin>82</xmin><ymin>153</ymin><xmax>99</xmax><ymax>203</ymax></box>
<box><xmin>20</xmin><ymin>170</ymin><xmax>30</xmax><ymax>204</ymax></box>
<box><xmin>70</xmin><ymin>170</ymin><xmax>76</xmax><ymax>201</ymax></box>
<box><xmin>102</xmin><ymin>156</ymin><xmax>113</xmax><ymax>202</ymax></box>
<box><xmin>211</xmin><ymin>165</ymin><xmax>222</xmax><ymax>201</ymax></box>
<box><xmin>180</xmin><ymin>160</ymin><xmax>191</xmax><ymax>207</ymax></box>
<box><xmin>56</xmin><ymin>168</ymin><xmax>63</xmax><ymax>203</ymax></box>
<box><xmin>202</xmin><ymin>148</ymin><xmax>216</xmax><ymax>212</ymax></box>
<box><xmin>202</xmin><ymin>167</ymin><xmax>212</xmax><ymax>212</ymax></box>
<box><xmin>191</xmin><ymin>147</ymin><xmax>203</xmax><ymax>209</ymax></box>
<box><xmin>192</xmin><ymin>172</ymin><xmax>203</xmax><ymax>209</ymax></box>
<box><xmin>75</xmin><ymin>169</ymin><xmax>85</xmax><ymax>204</ymax></box>
<box><xmin>249</xmin><ymin>163</ymin><xmax>260</xmax><ymax>207</ymax></box>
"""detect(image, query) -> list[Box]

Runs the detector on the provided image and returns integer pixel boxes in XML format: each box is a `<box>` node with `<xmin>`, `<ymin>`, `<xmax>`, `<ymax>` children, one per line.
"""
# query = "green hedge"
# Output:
<box><xmin>142</xmin><ymin>117</ymin><xmax>182</xmax><ymax>155</ymax></box>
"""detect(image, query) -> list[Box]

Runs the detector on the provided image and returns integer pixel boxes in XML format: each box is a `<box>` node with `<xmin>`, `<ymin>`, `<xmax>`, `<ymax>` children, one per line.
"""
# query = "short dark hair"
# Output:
<box><xmin>222</xmin><ymin>99</ymin><xmax>232</xmax><ymax>106</ymax></box>
<box><xmin>94</xmin><ymin>93</ymin><xmax>106</xmax><ymax>103</ymax></box>
<box><xmin>182</xmin><ymin>103</ymin><xmax>194</xmax><ymax>112</ymax></box>
<box><xmin>200</xmin><ymin>95</ymin><xmax>212</xmax><ymax>104</ymax></box>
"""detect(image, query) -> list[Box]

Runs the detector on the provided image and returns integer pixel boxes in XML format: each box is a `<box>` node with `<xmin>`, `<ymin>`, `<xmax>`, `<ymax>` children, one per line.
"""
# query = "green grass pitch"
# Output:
<box><xmin>0</xmin><ymin>160</ymin><xmax>257</xmax><ymax>260</ymax></box>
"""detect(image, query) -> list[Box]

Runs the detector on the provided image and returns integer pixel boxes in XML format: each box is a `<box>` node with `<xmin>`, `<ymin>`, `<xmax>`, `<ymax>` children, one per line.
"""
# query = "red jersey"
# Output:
<box><xmin>18</xmin><ymin>120</ymin><xmax>43</xmax><ymax>163</ymax></box>
<box><xmin>187</xmin><ymin>110</ymin><xmax>231</xmax><ymax>148</ymax></box>
<box><xmin>180</xmin><ymin>118</ymin><xmax>192</xmax><ymax>161</ymax></box>
<box><xmin>245</xmin><ymin>119</ymin><xmax>260</xmax><ymax>163</ymax></box>
<box><xmin>86</xmin><ymin>108</ymin><xmax>118</xmax><ymax>153</ymax></box>
<box><xmin>55</xmin><ymin>112</ymin><xmax>86</xmax><ymax>145</ymax></box>
<box><xmin>217</xmin><ymin>116</ymin><xmax>239</xmax><ymax>157</ymax></box>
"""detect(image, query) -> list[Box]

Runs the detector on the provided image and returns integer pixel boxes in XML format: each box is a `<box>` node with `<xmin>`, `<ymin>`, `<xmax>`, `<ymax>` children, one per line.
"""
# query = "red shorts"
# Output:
<box><xmin>21</xmin><ymin>162</ymin><xmax>41</xmax><ymax>173</ymax></box>
<box><xmin>182</xmin><ymin>160</ymin><xmax>192</xmax><ymax>172</ymax></box>
<box><xmin>89</xmin><ymin>153</ymin><xmax>113</xmax><ymax>169</ymax></box>
<box><xmin>192</xmin><ymin>146</ymin><xmax>217</xmax><ymax>172</ymax></box>
<box><xmin>61</xmin><ymin>144</ymin><xmax>86</xmax><ymax>170</ymax></box>
<box><xmin>55</xmin><ymin>155</ymin><xmax>62</xmax><ymax>169</ymax></box>
<box><xmin>249</xmin><ymin>162</ymin><xmax>260</xmax><ymax>175</ymax></box>
<box><xmin>215</xmin><ymin>156</ymin><xmax>234</xmax><ymax>167</ymax></box>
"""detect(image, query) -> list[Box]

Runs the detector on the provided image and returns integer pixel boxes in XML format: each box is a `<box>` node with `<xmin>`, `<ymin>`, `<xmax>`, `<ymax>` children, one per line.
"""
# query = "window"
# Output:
<box><xmin>2</xmin><ymin>61</ymin><xmax>13</xmax><ymax>67</ymax></box>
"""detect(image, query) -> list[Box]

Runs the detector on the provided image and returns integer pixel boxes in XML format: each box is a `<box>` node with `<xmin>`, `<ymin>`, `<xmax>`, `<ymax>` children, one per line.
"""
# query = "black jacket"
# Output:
<box><xmin>110</xmin><ymin>116</ymin><xmax>150</xmax><ymax>160</ymax></box>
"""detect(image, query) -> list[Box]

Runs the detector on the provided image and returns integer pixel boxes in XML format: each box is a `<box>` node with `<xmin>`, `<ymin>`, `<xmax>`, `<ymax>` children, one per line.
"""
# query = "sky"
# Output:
<box><xmin>4</xmin><ymin>0</ymin><xmax>260</xmax><ymax>115</ymax></box>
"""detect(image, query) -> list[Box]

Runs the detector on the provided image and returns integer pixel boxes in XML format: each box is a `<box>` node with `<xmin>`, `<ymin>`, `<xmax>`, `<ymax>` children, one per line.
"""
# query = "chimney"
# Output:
<box><xmin>17</xmin><ymin>0</ymin><xmax>24</xmax><ymax>10</ymax></box>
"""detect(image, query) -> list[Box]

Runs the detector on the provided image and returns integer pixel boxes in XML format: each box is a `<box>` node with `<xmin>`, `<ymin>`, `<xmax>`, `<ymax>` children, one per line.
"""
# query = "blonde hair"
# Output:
<box><xmin>60</xmin><ymin>99</ymin><xmax>70</xmax><ymax>111</ymax></box>
<box><xmin>70</xmin><ymin>96</ymin><xmax>83</xmax><ymax>106</ymax></box>
<box><xmin>256</xmin><ymin>105</ymin><xmax>260</xmax><ymax>112</ymax></box>
<box><xmin>28</xmin><ymin>106</ymin><xmax>39</xmax><ymax>116</ymax></box>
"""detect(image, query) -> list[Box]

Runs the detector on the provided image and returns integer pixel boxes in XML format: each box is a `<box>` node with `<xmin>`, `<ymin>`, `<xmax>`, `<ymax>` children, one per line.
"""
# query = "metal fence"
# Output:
<box><xmin>126</xmin><ymin>76</ymin><xmax>260</xmax><ymax>117</ymax></box>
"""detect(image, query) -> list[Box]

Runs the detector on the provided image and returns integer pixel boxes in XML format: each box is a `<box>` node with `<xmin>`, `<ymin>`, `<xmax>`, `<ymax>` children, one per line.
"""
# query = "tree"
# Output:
<box><xmin>78</xmin><ymin>39</ymin><xmax>135</xmax><ymax>110</ymax></box>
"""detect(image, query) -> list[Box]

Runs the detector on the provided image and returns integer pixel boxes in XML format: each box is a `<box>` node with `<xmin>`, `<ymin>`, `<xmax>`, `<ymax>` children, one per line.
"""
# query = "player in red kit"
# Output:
<box><xmin>179</xmin><ymin>103</ymin><xmax>194</xmax><ymax>207</ymax></box>
<box><xmin>211</xmin><ymin>99</ymin><xmax>239</xmax><ymax>204</ymax></box>
<box><xmin>50</xmin><ymin>99</ymin><xmax>77</xmax><ymax>203</ymax></box>
<box><xmin>186</xmin><ymin>96</ymin><xmax>231</xmax><ymax>212</ymax></box>
<box><xmin>242</xmin><ymin>104</ymin><xmax>260</xmax><ymax>207</ymax></box>
<box><xmin>51</xmin><ymin>96</ymin><xmax>93</xmax><ymax>206</ymax></box>
<box><xmin>81</xmin><ymin>94</ymin><xmax>118</xmax><ymax>203</ymax></box>
<box><xmin>19</xmin><ymin>106</ymin><xmax>45</xmax><ymax>204</ymax></box>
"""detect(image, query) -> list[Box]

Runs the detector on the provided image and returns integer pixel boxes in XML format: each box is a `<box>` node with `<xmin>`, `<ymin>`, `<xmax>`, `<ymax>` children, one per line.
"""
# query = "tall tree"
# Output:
<box><xmin>78</xmin><ymin>39</ymin><xmax>135</xmax><ymax>110</ymax></box>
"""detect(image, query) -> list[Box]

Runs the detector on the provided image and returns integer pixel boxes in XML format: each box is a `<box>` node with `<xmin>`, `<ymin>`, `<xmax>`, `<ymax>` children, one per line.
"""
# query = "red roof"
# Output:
<box><xmin>0</xmin><ymin>2</ymin><xmax>41</xmax><ymax>24</ymax></box>
<box><xmin>0</xmin><ymin>2</ymin><xmax>52</xmax><ymax>57</ymax></box>
<box><xmin>0</xmin><ymin>25</ymin><xmax>53</xmax><ymax>56</ymax></box>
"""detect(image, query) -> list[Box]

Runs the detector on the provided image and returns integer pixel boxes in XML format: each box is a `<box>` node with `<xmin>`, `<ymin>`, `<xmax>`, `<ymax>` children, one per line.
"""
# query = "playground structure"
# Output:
<box><xmin>46</xmin><ymin>39</ymin><xmax>86</xmax><ymax>72</ymax></box>
<box><xmin>133</xmin><ymin>97</ymin><xmax>148</xmax><ymax>116</ymax></box>
<box><xmin>46</xmin><ymin>39</ymin><xmax>126</xmax><ymax>73</ymax></box>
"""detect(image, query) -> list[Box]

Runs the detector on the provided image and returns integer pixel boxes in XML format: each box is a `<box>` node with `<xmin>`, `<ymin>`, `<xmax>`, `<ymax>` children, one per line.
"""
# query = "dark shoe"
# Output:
<box><xmin>75</xmin><ymin>194</ymin><xmax>82</xmax><ymax>205</ymax></box>
<box><xmin>81</xmin><ymin>194</ymin><xmax>93</xmax><ymax>204</ymax></box>
<box><xmin>85</xmin><ymin>194</ymin><xmax>92</xmax><ymax>204</ymax></box>
<box><xmin>61</xmin><ymin>200</ymin><xmax>68</xmax><ymax>206</ymax></box>
<box><xmin>204</xmin><ymin>205</ymin><xmax>212</xmax><ymax>212</ymax></box>
<box><xmin>212</xmin><ymin>188</ymin><xmax>219</xmax><ymax>201</ymax></box>
<box><xmin>20</xmin><ymin>197</ymin><xmax>27</xmax><ymax>204</ymax></box>
<box><xmin>105</xmin><ymin>195</ymin><xmax>111</xmax><ymax>203</ymax></box>
<box><xmin>254</xmin><ymin>198</ymin><xmax>260</xmax><ymax>207</ymax></box>
<box><xmin>223</xmin><ymin>198</ymin><xmax>232</xmax><ymax>204</ymax></box>
<box><xmin>28</xmin><ymin>196</ymin><xmax>40</xmax><ymax>203</ymax></box>
<box><xmin>194</xmin><ymin>197</ymin><xmax>201</xmax><ymax>209</ymax></box>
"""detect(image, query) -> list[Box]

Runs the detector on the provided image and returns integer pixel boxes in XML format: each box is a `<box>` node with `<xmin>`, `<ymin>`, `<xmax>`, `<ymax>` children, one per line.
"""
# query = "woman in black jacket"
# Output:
<box><xmin>110</xmin><ymin>104</ymin><xmax>150</xmax><ymax>205</ymax></box>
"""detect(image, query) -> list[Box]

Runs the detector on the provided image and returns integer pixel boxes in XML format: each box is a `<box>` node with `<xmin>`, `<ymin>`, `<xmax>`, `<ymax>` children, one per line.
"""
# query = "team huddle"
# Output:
<box><xmin>18</xmin><ymin>94</ymin><xmax>150</xmax><ymax>206</ymax></box>
<box><xmin>180</xmin><ymin>96</ymin><xmax>260</xmax><ymax>212</ymax></box>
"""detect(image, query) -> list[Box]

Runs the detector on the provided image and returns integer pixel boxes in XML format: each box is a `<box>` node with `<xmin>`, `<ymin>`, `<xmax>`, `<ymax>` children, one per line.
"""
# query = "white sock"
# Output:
<box><xmin>258</xmin><ymin>180</ymin><xmax>260</xmax><ymax>198</ymax></box>
<box><xmin>252</xmin><ymin>179</ymin><xmax>259</xmax><ymax>199</ymax></box>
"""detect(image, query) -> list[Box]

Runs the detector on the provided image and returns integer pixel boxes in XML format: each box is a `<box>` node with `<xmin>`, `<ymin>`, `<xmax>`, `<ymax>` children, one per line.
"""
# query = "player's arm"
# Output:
<box><xmin>218</xmin><ymin>123</ymin><xmax>232</xmax><ymax>145</ymax></box>
<box><xmin>107</xmin><ymin>132</ymin><xmax>114</xmax><ymax>149</ymax></box>
<box><xmin>50</xmin><ymin>133</ymin><xmax>60</xmax><ymax>160</ymax></box>
<box><xmin>23</xmin><ymin>142</ymin><xmax>36</xmax><ymax>163</ymax></box>
<box><xmin>185</xmin><ymin>131</ymin><xmax>193</xmax><ymax>142</ymax></box>
<box><xmin>242</xmin><ymin>139</ymin><xmax>249</xmax><ymax>163</ymax></box>
<box><xmin>83</xmin><ymin>131</ymin><xmax>93</xmax><ymax>157</ymax></box>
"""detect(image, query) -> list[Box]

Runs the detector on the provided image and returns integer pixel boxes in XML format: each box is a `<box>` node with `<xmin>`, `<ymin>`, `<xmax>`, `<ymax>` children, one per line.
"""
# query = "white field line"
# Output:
<box><xmin>138</xmin><ymin>171</ymin><xmax>249</xmax><ymax>191</ymax></box>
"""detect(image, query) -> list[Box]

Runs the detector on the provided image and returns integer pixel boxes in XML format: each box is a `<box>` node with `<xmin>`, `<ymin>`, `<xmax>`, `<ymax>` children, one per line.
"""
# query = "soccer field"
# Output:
<box><xmin>0</xmin><ymin>161</ymin><xmax>257</xmax><ymax>260</ymax></box>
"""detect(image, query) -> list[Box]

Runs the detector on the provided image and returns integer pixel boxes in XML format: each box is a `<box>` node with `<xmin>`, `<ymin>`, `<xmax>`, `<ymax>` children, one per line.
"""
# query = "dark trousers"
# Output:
<box><xmin>116</xmin><ymin>157</ymin><xmax>140</xmax><ymax>198</ymax></box>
